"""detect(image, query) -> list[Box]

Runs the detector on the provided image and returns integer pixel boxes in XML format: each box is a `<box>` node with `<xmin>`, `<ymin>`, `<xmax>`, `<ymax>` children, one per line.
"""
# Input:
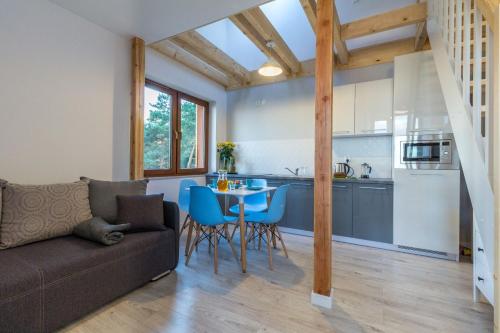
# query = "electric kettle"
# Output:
<box><xmin>360</xmin><ymin>163</ymin><xmax>372</xmax><ymax>179</ymax></box>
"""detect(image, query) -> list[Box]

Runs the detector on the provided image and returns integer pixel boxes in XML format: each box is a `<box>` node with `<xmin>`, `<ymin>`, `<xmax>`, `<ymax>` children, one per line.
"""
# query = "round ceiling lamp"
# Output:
<box><xmin>258</xmin><ymin>41</ymin><xmax>283</xmax><ymax>77</ymax></box>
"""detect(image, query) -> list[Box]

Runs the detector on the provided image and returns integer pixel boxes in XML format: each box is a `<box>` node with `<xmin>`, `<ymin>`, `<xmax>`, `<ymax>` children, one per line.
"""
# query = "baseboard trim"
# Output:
<box><xmin>279</xmin><ymin>228</ymin><xmax>458</xmax><ymax>261</ymax></box>
<box><xmin>151</xmin><ymin>270</ymin><xmax>171</xmax><ymax>281</ymax></box>
<box><xmin>311</xmin><ymin>289</ymin><xmax>333</xmax><ymax>309</ymax></box>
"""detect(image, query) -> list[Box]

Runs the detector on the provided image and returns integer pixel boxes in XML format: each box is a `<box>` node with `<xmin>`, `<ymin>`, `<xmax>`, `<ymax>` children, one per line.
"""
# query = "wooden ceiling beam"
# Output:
<box><xmin>336</xmin><ymin>37</ymin><xmax>430</xmax><ymax>70</ymax></box>
<box><xmin>341</xmin><ymin>2</ymin><xmax>427</xmax><ymax>41</ymax></box>
<box><xmin>231</xmin><ymin>7</ymin><xmax>301</xmax><ymax>74</ymax></box>
<box><xmin>333</xmin><ymin>2</ymin><xmax>349</xmax><ymax>64</ymax></box>
<box><xmin>298</xmin><ymin>0</ymin><xmax>349</xmax><ymax>65</ymax></box>
<box><xmin>150</xmin><ymin>40</ymin><xmax>234</xmax><ymax>88</ymax></box>
<box><xmin>169</xmin><ymin>31</ymin><xmax>251</xmax><ymax>84</ymax></box>
<box><xmin>228</xmin><ymin>37</ymin><xmax>430</xmax><ymax>90</ymax></box>
<box><xmin>414</xmin><ymin>21</ymin><xmax>428</xmax><ymax>51</ymax></box>
<box><xmin>299</xmin><ymin>0</ymin><xmax>317</xmax><ymax>33</ymax></box>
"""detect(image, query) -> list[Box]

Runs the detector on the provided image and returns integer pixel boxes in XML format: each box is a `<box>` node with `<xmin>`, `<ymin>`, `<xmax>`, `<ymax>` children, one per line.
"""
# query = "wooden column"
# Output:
<box><xmin>130</xmin><ymin>37</ymin><xmax>146</xmax><ymax>180</ymax></box>
<box><xmin>312</xmin><ymin>0</ymin><xmax>333</xmax><ymax>302</ymax></box>
<box><xmin>493</xmin><ymin>4</ymin><xmax>500</xmax><ymax>332</ymax></box>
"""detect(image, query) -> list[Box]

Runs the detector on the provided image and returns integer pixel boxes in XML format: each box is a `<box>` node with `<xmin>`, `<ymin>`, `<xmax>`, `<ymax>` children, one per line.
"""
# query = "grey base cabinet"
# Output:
<box><xmin>332</xmin><ymin>183</ymin><xmax>353</xmax><ymax>237</ymax></box>
<box><xmin>353</xmin><ymin>183</ymin><xmax>393</xmax><ymax>243</ymax></box>
<box><xmin>205</xmin><ymin>174</ymin><xmax>393</xmax><ymax>244</ymax></box>
<box><xmin>283</xmin><ymin>182</ymin><xmax>314</xmax><ymax>231</ymax></box>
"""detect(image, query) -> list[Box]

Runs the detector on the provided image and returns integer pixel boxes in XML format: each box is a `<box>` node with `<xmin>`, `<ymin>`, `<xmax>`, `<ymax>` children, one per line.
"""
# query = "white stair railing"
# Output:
<box><xmin>427</xmin><ymin>0</ymin><xmax>496</xmax><ymax>305</ymax></box>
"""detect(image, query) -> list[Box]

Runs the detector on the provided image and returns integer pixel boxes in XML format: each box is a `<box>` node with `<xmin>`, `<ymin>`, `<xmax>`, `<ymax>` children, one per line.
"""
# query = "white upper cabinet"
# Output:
<box><xmin>393</xmin><ymin>51</ymin><xmax>452</xmax><ymax>136</ymax></box>
<box><xmin>332</xmin><ymin>84</ymin><xmax>355</xmax><ymax>136</ymax></box>
<box><xmin>354</xmin><ymin>78</ymin><xmax>394</xmax><ymax>135</ymax></box>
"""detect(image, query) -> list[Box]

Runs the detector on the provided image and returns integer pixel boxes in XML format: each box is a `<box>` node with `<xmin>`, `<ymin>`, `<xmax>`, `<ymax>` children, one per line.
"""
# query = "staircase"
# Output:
<box><xmin>426</xmin><ymin>0</ymin><xmax>499</xmax><ymax>307</ymax></box>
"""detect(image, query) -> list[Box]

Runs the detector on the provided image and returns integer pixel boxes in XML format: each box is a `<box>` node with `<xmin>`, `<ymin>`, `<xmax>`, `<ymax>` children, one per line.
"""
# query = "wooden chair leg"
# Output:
<box><xmin>208</xmin><ymin>228</ymin><xmax>212</xmax><ymax>254</ymax></box>
<box><xmin>224</xmin><ymin>224</ymin><xmax>239</xmax><ymax>263</ymax></box>
<box><xmin>258</xmin><ymin>224</ymin><xmax>263</xmax><ymax>251</ymax></box>
<box><xmin>271</xmin><ymin>225</ymin><xmax>277</xmax><ymax>249</ymax></box>
<box><xmin>276</xmin><ymin>226</ymin><xmax>288</xmax><ymax>258</ymax></box>
<box><xmin>195</xmin><ymin>223</ymin><xmax>201</xmax><ymax>252</ymax></box>
<box><xmin>265</xmin><ymin>226</ymin><xmax>273</xmax><ymax>270</ymax></box>
<box><xmin>185</xmin><ymin>223</ymin><xmax>200</xmax><ymax>266</ymax></box>
<box><xmin>230</xmin><ymin>223</ymin><xmax>238</xmax><ymax>241</ymax></box>
<box><xmin>250</xmin><ymin>223</ymin><xmax>256</xmax><ymax>249</ymax></box>
<box><xmin>180</xmin><ymin>214</ymin><xmax>189</xmax><ymax>235</ymax></box>
<box><xmin>213</xmin><ymin>226</ymin><xmax>218</xmax><ymax>274</ymax></box>
<box><xmin>184</xmin><ymin>217</ymin><xmax>194</xmax><ymax>256</ymax></box>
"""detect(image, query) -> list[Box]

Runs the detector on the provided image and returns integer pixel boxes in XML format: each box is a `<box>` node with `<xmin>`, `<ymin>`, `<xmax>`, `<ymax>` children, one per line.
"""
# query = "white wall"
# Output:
<box><xmin>227</xmin><ymin>63</ymin><xmax>394</xmax><ymax>178</ymax></box>
<box><xmin>0</xmin><ymin>0</ymin><xmax>130</xmax><ymax>184</ymax></box>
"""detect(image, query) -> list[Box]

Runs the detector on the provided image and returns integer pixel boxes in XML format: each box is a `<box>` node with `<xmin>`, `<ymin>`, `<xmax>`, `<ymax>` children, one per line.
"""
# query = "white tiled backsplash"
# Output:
<box><xmin>234</xmin><ymin>136</ymin><xmax>392</xmax><ymax>178</ymax></box>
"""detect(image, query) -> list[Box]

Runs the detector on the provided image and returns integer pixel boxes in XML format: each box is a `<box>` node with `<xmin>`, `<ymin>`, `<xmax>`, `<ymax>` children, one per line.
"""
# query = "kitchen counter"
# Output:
<box><xmin>207</xmin><ymin>173</ymin><xmax>393</xmax><ymax>184</ymax></box>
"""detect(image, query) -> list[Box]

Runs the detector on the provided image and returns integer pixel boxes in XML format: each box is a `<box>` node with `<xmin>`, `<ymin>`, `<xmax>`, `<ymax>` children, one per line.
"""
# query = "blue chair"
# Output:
<box><xmin>229</xmin><ymin>179</ymin><xmax>268</xmax><ymax>215</ymax></box>
<box><xmin>245</xmin><ymin>185</ymin><xmax>290</xmax><ymax>270</ymax></box>
<box><xmin>186</xmin><ymin>186</ymin><xmax>239</xmax><ymax>273</ymax></box>
<box><xmin>178</xmin><ymin>179</ymin><xmax>198</xmax><ymax>256</ymax></box>
<box><xmin>229</xmin><ymin>179</ymin><xmax>268</xmax><ymax>241</ymax></box>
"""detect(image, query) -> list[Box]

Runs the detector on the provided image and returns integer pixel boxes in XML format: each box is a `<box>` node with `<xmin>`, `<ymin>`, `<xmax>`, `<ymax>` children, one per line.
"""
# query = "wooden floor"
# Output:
<box><xmin>62</xmin><ymin>233</ymin><xmax>493</xmax><ymax>333</ymax></box>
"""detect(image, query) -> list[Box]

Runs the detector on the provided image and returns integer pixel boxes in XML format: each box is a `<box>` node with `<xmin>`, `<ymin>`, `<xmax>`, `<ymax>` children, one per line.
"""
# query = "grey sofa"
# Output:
<box><xmin>0</xmin><ymin>201</ymin><xmax>179</xmax><ymax>333</ymax></box>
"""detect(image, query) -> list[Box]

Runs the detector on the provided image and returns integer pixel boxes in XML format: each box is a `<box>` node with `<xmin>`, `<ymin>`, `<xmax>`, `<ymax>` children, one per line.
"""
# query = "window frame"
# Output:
<box><xmin>143</xmin><ymin>79</ymin><xmax>209</xmax><ymax>177</ymax></box>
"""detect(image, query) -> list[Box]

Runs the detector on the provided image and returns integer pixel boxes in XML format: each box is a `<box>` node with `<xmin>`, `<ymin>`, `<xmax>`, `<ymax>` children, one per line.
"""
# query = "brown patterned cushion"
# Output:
<box><xmin>0</xmin><ymin>180</ymin><xmax>92</xmax><ymax>249</ymax></box>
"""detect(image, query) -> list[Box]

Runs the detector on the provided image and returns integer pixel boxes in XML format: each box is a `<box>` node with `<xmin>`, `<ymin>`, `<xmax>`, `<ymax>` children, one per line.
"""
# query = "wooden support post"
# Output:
<box><xmin>311</xmin><ymin>0</ymin><xmax>333</xmax><ymax>308</ymax></box>
<box><xmin>493</xmin><ymin>4</ymin><xmax>500</xmax><ymax>332</ymax></box>
<box><xmin>130</xmin><ymin>37</ymin><xmax>145</xmax><ymax>180</ymax></box>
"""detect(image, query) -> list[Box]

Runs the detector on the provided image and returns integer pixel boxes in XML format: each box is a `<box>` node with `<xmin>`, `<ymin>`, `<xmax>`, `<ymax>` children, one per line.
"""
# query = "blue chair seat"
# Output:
<box><xmin>224</xmin><ymin>216</ymin><xmax>239</xmax><ymax>223</ymax></box>
<box><xmin>228</xmin><ymin>202</ymin><xmax>268</xmax><ymax>215</ymax></box>
<box><xmin>244</xmin><ymin>212</ymin><xmax>268</xmax><ymax>224</ymax></box>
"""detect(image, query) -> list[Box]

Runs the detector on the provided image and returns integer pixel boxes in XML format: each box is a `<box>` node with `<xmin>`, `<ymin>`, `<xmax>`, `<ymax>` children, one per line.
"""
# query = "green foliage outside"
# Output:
<box><xmin>144</xmin><ymin>91</ymin><xmax>199</xmax><ymax>170</ymax></box>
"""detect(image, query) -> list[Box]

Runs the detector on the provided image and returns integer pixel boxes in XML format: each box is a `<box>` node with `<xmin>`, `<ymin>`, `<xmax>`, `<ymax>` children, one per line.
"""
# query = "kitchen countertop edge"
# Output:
<box><xmin>206</xmin><ymin>173</ymin><xmax>393</xmax><ymax>185</ymax></box>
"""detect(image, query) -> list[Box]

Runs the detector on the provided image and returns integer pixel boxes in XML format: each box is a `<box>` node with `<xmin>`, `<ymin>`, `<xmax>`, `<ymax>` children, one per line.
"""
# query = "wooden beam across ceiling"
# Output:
<box><xmin>299</xmin><ymin>0</ymin><xmax>317</xmax><ymax>33</ymax></box>
<box><xmin>340</xmin><ymin>2</ymin><xmax>427</xmax><ymax>41</ymax></box>
<box><xmin>333</xmin><ymin>2</ymin><xmax>349</xmax><ymax>64</ymax></box>
<box><xmin>298</xmin><ymin>0</ymin><xmax>349</xmax><ymax>65</ymax></box>
<box><xmin>150</xmin><ymin>40</ymin><xmax>234</xmax><ymax>88</ymax></box>
<box><xmin>169</xmin><ymin>30</ymin><xmax>251</xmax><ymax>85</ymax></box>
<box><xmin>230</xmin><ymin>7</ymin><xmax>301</xmax><ymax>75</ymax></box>
<box><xmin>227</xmin><ymin>37</ymin><xmax>430</xmax><ymax>90</ymax></box>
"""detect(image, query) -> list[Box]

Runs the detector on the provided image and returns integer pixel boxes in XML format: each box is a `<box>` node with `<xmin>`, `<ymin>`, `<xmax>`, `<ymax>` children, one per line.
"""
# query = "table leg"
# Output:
<box><xmin>239</xmin><ymin>198</ymin><xmax>246</xmax><ymax>273</ymax></box>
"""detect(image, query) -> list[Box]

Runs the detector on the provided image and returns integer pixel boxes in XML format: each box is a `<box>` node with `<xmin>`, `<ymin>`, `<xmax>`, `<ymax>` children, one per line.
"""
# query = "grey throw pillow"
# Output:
<box><xmin>116</xmin><ymin>194</ymin><xmax>166</xmax><ymax>232</ymax></box>
<box><xmin>0</xmin><ymin>180</ymin><xmax>92</xmax><ymax>249</ymax></box>
<box><xmin>81</xmin><ymin>177</ymin><xmax>148</xmax><ymax>223</ymax></box>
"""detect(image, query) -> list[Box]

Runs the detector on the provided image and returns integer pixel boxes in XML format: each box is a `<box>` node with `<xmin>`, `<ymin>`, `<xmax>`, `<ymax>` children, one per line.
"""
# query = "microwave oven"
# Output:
<box><xmin>394</xmin><ymin>134</ymin><xmax>459</xmax><ymax>170</ymax></box>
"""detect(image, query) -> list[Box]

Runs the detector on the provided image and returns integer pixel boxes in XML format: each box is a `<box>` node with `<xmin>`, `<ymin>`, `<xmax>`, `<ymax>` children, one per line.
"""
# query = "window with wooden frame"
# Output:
<box><xmin>143</xmin><ymin>79</ymin><xmax>209</xmax><ymax>177</ymax></box>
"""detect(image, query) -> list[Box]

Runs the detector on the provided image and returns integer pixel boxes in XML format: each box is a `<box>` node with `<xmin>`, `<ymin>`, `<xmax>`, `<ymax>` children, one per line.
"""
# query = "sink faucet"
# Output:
<box><xmin>284</xmin><ymin>167</ymin><xmax>299</xmax><ymax>176</ymax></box>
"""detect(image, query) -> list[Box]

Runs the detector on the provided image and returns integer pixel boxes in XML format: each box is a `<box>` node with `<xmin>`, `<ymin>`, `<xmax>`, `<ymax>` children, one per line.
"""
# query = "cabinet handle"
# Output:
<box><xmin>478</xmin><ymin>247</ymin><xmax>484</xmax><ymax>252</ymax></box>
<box><xmin>291</xmin><ymin>183</ymin><xmax>313</xmax><ymax>187</ymax></box>
<box><xmin>333</xmin><ymin>130</ymin><xmax>351</xmax><ymax>134</ymax></box>
<box><xmin>408</xmin><ymin>129</ymin><xmax>443</xmax><ymax>133</ymax></box>
<box><xmin>478</xmin><ymin>276</ymin><xmax>485</xmax><ymax>282</ymax></box>
<box><xmin>361</xmin><ymin>129</ymin><xmax>387</xmax><ymax>133</ymax></box>
<box><xmin>359</xmin><ymin>186</ymin><xmax>387</xmax><ymax>190</ymax></box>
<box><xmin>409</xmin><ymin>173</ymin><xmax>444</xmax><ymax>177</ymax></box>
<box><xmin>333</xmin><ymin>185</ymin><xmax>348</xmax><ymax>189</ymax></box>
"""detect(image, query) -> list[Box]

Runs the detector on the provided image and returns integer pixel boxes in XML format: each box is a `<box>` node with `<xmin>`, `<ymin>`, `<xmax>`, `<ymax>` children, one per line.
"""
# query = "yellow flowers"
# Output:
<box><xmin>216</xmin><ymin>141</ymin><xmax>236</xmax><ymax>151</ymax></box>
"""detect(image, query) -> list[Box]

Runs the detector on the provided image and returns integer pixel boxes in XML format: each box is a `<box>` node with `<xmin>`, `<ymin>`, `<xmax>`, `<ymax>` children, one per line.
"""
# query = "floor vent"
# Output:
<box><xmin>397</xmin><ymin>245</ymin><xmax>448</xmax><ymax>257</ymax></box>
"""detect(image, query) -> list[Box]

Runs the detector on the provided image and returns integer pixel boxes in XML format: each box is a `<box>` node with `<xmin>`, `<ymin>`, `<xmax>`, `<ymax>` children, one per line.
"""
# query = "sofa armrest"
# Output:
<box><xmin>163</xmin><ymin>201</ymin><xmax>180</xmax><ymax>268</ymax></box>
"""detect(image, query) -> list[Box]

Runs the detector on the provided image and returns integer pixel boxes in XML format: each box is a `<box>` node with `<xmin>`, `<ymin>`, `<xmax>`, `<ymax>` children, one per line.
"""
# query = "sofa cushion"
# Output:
<box><xmin>0</xmin><ymin>181</ymin><xmax>92</xmax><ymax>249</ymax></box>
<box><xmin>7</xmin><ymin>231</ymin><xmax>175</xmax><ymax>284</ymax></box>
<box><xmin>0</xmin><ymin>251</ymin><xmax>42</xmax><ymax>333</ymax></box>
<box><xmin>116</xmin><ymin>194</ymin><xmax>166</xmax><ymax>232</ymax></box>
<box><xmin>81</xmin><ymin>177</ymin><xmax>148</xmax><ymax>223</ymax></box>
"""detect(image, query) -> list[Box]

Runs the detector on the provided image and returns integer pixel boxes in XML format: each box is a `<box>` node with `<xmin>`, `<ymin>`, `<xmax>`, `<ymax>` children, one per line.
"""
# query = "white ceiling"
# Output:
<box><xmin>51</xmin><ymin>0</ymin><xmax>421</xmax><ymax>71</ymax></box>
<box><xmin>49</xmin><ymin>0</ymin><xmax>271</xmax><ymax>44</ymax></box>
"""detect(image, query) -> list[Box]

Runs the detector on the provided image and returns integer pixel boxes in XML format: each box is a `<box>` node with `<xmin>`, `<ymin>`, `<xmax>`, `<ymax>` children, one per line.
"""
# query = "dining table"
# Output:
<box><xmin>210</xmin><ymin>185</ymin><xmax>276</xmax><ymax>273</ymax></box>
